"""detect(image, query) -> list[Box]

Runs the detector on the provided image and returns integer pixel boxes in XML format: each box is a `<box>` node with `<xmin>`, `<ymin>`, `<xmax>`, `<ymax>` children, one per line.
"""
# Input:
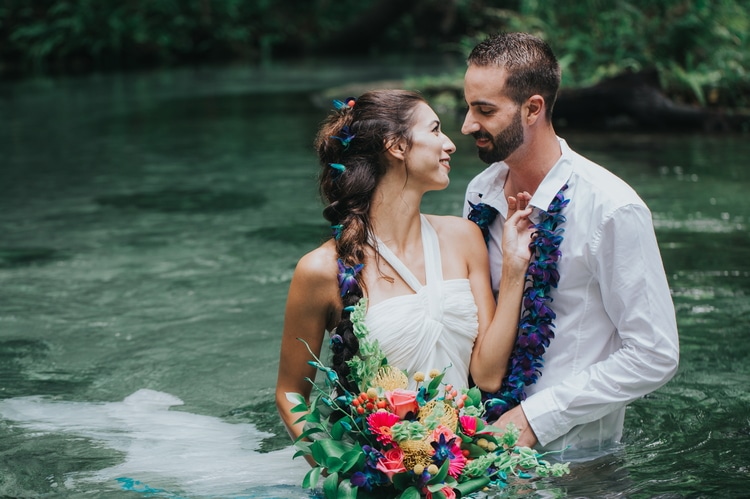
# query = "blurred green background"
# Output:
<box><xmin>1</xmin><ymin>0</ymin><xmax>749</xmax><ymax>110</ymax></box>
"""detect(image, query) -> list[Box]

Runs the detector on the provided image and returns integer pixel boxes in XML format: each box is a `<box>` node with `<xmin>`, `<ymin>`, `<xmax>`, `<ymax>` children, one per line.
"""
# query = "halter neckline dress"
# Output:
<box><xmin>366</xmin><ymin>215</ymin><xmax>479</xmax><ymax>390</ymax></box>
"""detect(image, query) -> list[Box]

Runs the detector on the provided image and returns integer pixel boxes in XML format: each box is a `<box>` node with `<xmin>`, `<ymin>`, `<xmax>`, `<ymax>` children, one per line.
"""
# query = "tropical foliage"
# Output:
<box><xmin>2</xmin><ymin>1</ymin><xmax>746</xmax><ymax>108</ymax></box>
<box><xmin>461</xmin><ymin>1</ymin><xmax>750</xmax><ymax>108</ymax></box>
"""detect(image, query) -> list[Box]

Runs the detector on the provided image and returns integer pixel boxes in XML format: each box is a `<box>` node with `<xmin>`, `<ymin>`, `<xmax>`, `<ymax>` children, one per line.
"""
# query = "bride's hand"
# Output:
<box><xmin>503</xmin><ymin>192</ymin><xmax>534</xmax><ymax>272</ymax></box>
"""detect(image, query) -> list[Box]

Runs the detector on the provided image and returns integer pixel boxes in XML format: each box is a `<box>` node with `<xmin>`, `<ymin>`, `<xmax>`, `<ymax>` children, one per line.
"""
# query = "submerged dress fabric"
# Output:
<box><xmin>365</xmin><ymin>215</ymin><xmax>479</xmax><ymax>391</ymax></box>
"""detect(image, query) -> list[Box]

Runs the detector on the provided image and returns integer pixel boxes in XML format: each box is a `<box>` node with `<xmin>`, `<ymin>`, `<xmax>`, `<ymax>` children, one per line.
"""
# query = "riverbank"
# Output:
<box><xmin>315</xmin><ymin>70</ymin><xmax>750</xmax><ymax>133</ymax></box>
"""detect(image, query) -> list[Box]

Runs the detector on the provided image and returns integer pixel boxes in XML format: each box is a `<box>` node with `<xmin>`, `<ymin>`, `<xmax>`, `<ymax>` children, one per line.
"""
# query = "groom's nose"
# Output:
<box><xmin>461</xmin><ymin>111</ymin><xmax>480</xmax><ymax>135</ymax></box>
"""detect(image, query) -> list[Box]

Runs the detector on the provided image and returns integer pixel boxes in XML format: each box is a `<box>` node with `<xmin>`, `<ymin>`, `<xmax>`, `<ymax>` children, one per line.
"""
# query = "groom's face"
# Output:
<box><xmin>462</xmin><ymin>65</ymin><xmax>525</xmax><ymax>165</ymax></box>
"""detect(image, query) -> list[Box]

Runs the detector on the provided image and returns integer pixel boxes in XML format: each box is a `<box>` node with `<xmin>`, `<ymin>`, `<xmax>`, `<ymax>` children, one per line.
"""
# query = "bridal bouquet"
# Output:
<box><xmin>287</xmin><ymin>299</ymin><xmax>569</xmax><ymax>498</ymax></box>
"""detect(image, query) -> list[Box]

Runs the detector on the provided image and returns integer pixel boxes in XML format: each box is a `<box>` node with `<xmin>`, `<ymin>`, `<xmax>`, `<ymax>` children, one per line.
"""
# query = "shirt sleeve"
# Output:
<box><xmin>521</xmin><ymin>204</ymin><xmax>680</xmax><ymax>446</ymax></box>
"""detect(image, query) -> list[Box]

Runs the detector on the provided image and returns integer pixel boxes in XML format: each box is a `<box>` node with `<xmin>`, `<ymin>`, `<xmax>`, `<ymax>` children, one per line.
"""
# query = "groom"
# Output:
<box><xmin>462</xmin><ymin>33</ymin><xmax>679</xmax><ymax>459</ymax></box>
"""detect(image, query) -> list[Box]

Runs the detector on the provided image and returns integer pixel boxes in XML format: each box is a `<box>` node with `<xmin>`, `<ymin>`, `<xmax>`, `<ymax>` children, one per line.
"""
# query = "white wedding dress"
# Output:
<box><xmin>366</xmin><ymin>215</ymin><xmax>479</xmax><ymax>391</ymax></box>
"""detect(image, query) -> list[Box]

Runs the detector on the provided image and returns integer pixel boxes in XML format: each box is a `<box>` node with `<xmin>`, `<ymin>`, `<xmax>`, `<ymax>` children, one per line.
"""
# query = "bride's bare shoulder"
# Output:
<box><xmin>294</xmin><ymin>240</ymin><xmax>339</xmax><ymax>283</ymax></box>
<box><xmin>424</xmin><ymin>214</ymin><xmax>483</xmax><ymax>240</ymax></box>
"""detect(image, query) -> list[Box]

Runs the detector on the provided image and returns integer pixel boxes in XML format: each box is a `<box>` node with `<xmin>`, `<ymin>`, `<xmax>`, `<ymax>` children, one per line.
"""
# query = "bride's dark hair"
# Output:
<box><xmin>315</xmin><ymin>89</ymin><xmax>426</xmax><ymax>392</ymax></box>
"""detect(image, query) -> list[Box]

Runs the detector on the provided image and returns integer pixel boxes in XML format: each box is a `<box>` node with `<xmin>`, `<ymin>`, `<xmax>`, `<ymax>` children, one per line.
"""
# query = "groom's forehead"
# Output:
<box><xmin>464</xmin><ymin>65</ymin><xmax>510</xmax><ymax>99</ymax></box>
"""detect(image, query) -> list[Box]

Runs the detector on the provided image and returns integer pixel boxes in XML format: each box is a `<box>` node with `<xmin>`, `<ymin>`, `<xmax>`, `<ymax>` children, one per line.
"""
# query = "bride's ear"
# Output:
<box><xmin>384</xmin><ymin>138</ymin><xmax>408</xmax><ymax>161</ymax></box>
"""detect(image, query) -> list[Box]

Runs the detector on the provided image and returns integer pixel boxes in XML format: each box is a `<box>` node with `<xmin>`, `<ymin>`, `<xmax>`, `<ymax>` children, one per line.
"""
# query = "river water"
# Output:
<box><xmin>1</xmin><ymin>60</ymin><xmax>748</xmax><ymax>498</ymax></box>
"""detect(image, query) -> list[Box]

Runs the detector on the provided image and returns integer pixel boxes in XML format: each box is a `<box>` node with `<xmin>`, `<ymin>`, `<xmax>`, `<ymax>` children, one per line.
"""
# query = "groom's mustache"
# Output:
<box><xmin>472</xmin><ymin>131</ymin><xmax>493</xmax><ymax>141</ymax></box>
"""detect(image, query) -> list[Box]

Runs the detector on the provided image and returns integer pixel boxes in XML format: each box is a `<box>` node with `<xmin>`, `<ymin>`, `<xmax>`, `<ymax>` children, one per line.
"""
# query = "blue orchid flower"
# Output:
<box><xmin>330</xmin><ymin>125</ymin><xmax>356</xmax><ymax>149</ymax></box>
<box><xmin>337</xmin><ymin>258</ymin><xmax>364</xmax><ymax>297</ymax></box>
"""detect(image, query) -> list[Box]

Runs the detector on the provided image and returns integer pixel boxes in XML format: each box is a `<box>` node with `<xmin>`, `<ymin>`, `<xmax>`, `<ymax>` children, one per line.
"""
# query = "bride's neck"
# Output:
<box><xmin>369</xmin><ymin>188</ymin><xmax>423</xmax><ymax>255</ymax></box>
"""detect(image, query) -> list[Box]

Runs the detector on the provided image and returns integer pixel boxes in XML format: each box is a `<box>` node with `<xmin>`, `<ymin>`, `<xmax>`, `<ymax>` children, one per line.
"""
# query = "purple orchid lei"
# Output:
<box><xmin>471</xmin><ymin>185</ymin><xmax>569</xmax><ymax>422</ymax></box>
<box><xmin>467</xmin><ymin>200</ymin><xmax>500</xmax><ymax>244</ymax></box>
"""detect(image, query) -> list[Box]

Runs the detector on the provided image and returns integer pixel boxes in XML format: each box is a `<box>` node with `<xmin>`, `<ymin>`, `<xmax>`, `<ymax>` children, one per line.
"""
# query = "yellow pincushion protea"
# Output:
<box><xmin>399</xmin><ymin>438</ymin><xmax>433</xmax><ymax>470</ymax></box>
<box><xmin>372</xmin><ymin>365</ymin><xmax>408</xmax><ymax>392</ymax></box>
<box><xmin>418</xmin><ymin>399</ymin><xmax>458</xmax><ymax>432</ymax></box>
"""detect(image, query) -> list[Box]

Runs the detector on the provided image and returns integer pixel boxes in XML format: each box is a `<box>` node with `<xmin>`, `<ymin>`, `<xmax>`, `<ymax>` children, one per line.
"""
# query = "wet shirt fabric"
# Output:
<box><xmin>365</xmin><ymin>215</ymin><xmax>479</xmax><ymax>391</ymax></box>
<box><xmin>464</xmin><ymin>138</ymin><xmax>679</xmax><ymax>460</ymax></box>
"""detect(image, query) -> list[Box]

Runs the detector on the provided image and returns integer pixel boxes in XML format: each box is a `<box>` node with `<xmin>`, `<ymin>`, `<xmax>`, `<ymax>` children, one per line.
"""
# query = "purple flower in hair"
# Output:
<box><xmin>330</xmin><ymin>125</ymin><xmax>356</xmax><ymax>149</ymax></box>
<box><xmin>337</xmin><ymin>258</ymin><xmax>364</xmax><ymax>297</ymax></box>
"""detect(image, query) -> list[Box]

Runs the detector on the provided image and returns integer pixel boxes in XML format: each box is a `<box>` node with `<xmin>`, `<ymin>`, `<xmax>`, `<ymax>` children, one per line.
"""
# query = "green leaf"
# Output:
<box><xmin>454</xmin><ymin>477</ymin><xmax>490</xmax><ymax>498</ymax></box>
<box><xmin>391</xmin><ymin>470</ymin><xmax>415</xmax><ymax>490</ymax></box>
<box><xmin>426</xmin><ymin>371</ymin><xmax>445</xmax><ymax>399</ymax></box>
<box><xmin>314</xmin><ymin>438</ymin><xmax>355</xmax><ymax>457</ymax></box>
<box><xmin>340</xmin><ymin>448</ymin><xmax>365</xmax><ymax>472</ymax></box>
<box><xmin>293</xmin><ymin>414</ymin><xmax>306</xmax><ymax>425</ymax></box>
<box><xmin>337</xmin><ymin>479</ymin><xmax>358</xmax><ymax>499</ymax></box>
<box><xmin>297</xmin><ymin>427</ymin><xmax>325</xmax><ymax>441</ymax></box>
<box><xmin>326</xmin><ymin>456</ymin><xmax>345</xmax><ymax>473</ymax></box>
<box><xmin>426</xmin><ymin>488</ymin><xmax>446</xmax><ymax>498</ymax></box>
<box><xmin>465</xmin><ymin>387</ymin><xmax>482</xmax><ymax>407</ymax></box>
<box><xmin>286</xmin><ymin>392</ymin><xmax>307</xmax><ymax>406</ymax></box>
<box><xmin>323</xmin><ymin>472</ymin><xmax>340</xmax><ymax>499</ymax></box>
<box><xmin>397</xmin><ymin>486</ymin><xmax>422</xmax><ymax>499</ymax></box>
<box><xmin>302</xmin><ymin>466</ymin><xmax>322</xmax><ymax>489</ymax></box>
<box><xmin>461</xmin><ymin>442</ymin><xmax>487</xmax><ymax>458</ymax></box>
<box><xmin>310</xmin><ymin>438</ymin><xmax>356</xmax><ymax>467</ymax></box>
<box><xmin>290</xmin><ymin>403</ymin><xmax>309</xmax><ymax>414</ymax></box>
<box><xmin>331</xmin><ymin>419</ymin><xmax>349</xmax><ymax>440</ymax></box>
<box><xmin>426</xmin><ymin>460</ymin><xmax>449</xmax><ymax>486</ymax></box>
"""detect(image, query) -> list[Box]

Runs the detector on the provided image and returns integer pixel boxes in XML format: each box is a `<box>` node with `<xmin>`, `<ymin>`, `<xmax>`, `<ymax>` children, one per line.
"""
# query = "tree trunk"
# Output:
<box><xmin>554</xmin><ymin>70</ymin><xmax>750</xmax><ymax>132</ymax></box>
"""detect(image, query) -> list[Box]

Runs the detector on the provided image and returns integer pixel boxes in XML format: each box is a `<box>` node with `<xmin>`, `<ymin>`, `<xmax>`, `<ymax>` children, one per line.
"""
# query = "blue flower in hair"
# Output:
<box><xmin>330</xmin><ymin>126</ymin><xmax>356</xmax><ymax>149</ymax></box>
<box><xmin>337</xmin><ymin>258</ymin><xmax>363</xmax><ymax>297</ymax></box>
<box><xmin>333</xmin><ymin>97</ymin><xmax>356</xmax><ymax>110</ymax></box>
<box><xmin>329</xmin><ymin>163</ymin><xmax>346</xmax><ymax>179</ymax></box>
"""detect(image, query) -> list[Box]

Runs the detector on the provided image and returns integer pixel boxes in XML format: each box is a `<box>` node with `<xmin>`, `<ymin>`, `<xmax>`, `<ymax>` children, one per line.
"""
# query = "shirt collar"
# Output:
<box><xmin>529</xmin><ymin>137</ymin><xmax>574</xmax><ymax>214</ymax></box>
<box><xmin>477</xmin><ymin>137</ymin><xmax>574</xmax><ymax>217</ymax></box>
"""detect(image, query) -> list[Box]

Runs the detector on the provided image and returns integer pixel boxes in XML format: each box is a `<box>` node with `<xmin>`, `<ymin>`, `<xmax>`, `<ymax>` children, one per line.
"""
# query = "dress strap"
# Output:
<box><xmin>371</xmin><ymin>232</ymin><xmax>424</xmax><ymax>293</ymax></box>
<box><xmin>419</xmin><ymin>215</ymin><xmax>443</xmax><ymax>285</ymax></box>
<box><xmin>371</xmin><ymin>216</ymin><xmax>444</xmax><ymax>319</ymax></box>
<box><xmin>419</xmin><ymin>215</ymin><xmax>444</xmax><ymax>320</ymax></box>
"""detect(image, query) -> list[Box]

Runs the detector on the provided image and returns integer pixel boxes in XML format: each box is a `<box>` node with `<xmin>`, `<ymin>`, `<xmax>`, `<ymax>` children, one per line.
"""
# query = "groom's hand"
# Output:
<box><xmin>497</xmin><ymin>405</ymin><xmax>538</xmax><ymax>448</ymax></box>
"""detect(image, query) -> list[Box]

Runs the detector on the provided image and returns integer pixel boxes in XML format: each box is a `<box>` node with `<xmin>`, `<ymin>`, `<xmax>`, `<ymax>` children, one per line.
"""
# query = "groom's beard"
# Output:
<box><xmin>474</xmin><ymin>109</ymin><xmax>524</xmax><ymax>164</ymax></box>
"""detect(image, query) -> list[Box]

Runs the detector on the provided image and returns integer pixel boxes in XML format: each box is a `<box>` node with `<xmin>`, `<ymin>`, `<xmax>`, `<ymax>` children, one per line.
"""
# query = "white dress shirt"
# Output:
<box><xmin>463</xmin><ymin>138</ymin><xmax>679</xmax><ymax>460</ymax></box>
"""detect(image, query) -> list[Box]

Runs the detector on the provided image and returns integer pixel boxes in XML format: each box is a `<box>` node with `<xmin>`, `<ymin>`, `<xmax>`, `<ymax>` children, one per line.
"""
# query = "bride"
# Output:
<box><xmin>275</xmin><ymin>90</ymin><xmax>534</xmax><ymax>444</ymax></box>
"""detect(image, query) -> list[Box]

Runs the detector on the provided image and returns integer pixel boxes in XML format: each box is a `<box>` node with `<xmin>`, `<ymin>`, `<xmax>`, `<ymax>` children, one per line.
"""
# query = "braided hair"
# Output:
<box><xmin>315</xmin><ymin>89</ymin><xmax>427</xmax><ymax>393</ymax></box>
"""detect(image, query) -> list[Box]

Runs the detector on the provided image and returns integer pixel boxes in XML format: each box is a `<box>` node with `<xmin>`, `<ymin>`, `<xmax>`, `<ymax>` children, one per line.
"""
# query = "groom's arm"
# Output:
<box><xmin>517</xmin><ymin>204</ymin><xmax>679</xmax><ymax>447</ymax></box>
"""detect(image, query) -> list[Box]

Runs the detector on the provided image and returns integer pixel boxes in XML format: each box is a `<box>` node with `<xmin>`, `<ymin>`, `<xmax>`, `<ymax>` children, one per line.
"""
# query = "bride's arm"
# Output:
<box><xmin>469</xmin><ymin>194</ymin><xmax>533</xmax><ymax>392</ymax></box>
<box><xmin>275</xmin><ymin>246</ymin><xmax>339</xmax><ymax>445</ymax></box>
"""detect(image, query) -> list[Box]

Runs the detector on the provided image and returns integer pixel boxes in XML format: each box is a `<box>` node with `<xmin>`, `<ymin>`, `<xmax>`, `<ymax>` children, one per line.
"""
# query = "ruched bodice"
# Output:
<box><xmin>365</xmin><ymin>216</ymin><xmax>479</xmax><ymax>390</ymax></box>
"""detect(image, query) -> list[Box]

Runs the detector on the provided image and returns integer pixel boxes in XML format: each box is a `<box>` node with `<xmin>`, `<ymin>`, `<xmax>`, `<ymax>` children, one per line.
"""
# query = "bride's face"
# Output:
<box><xmin>402</xmin><ymin>102</ymin><xmax>456</xmax><ymax>192</ymax></box>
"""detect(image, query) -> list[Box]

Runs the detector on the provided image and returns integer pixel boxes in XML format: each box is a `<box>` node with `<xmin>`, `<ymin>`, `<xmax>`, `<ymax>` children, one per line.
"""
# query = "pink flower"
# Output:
<box><xmin>431</xmin><ymin>426</ymin><xmax>467</xmax><ymax>478</ymax></box>
<box><xmin>386</xmin><ymin>389</ymin><xmax>419</xmax><ymax>419</ymax></box>
<box><xmin>367</xmin><ymin>411</ymin><xmax>401</xmax><ymax>444</ymax></box>
<box><xmin>375</xmin><ymin>446</ymin><xmax>406</xmax><ymax>480</ymax></box>
<box><xmin>459</xmin><ymin>415</ymin><xmax>477</xmax><ymax>436</ymax></box>
<box><xmin>431</xmin><ymin>425</ymin><xmax>457</xmax><ymax>442</ymax></box>
<box><xmin>426</xmin><ymin>487</ymin><xmax>456</xmax><ymax>499</ymax></box>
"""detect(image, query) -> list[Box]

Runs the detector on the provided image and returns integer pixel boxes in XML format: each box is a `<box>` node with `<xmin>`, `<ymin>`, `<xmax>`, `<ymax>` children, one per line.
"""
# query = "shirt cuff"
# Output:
<box><xmin>520</xmin><ymin>389</ymin><xmax>565</xmax><ymax>447</ymax></box>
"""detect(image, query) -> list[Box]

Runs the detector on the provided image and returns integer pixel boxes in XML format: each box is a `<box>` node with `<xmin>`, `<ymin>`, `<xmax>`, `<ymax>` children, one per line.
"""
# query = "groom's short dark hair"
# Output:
<box><xmin>468</xmin><ymin>32</ymin><xmax>561</xmax><ymax>121</ymax></box>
